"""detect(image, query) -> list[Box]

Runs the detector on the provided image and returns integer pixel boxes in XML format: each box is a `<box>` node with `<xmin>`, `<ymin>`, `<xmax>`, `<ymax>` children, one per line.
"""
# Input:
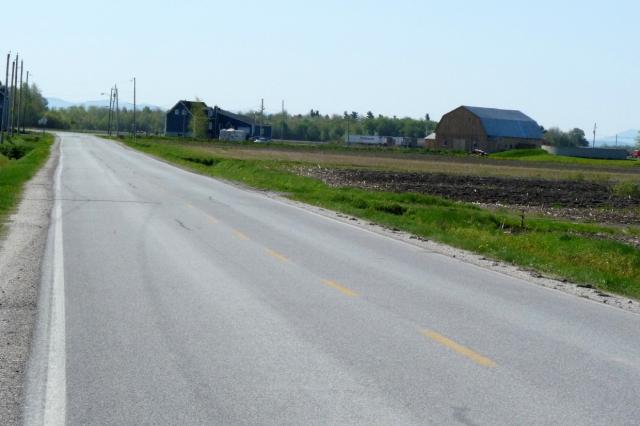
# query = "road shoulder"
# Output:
<box><xmin>0</xmin><ymin>137</ymin><xmax>59</xmax><ymax>425</ymax></box>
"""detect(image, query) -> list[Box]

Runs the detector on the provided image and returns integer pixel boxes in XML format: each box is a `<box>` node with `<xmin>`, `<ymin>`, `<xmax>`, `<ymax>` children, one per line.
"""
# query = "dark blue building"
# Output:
<box><xmin>164</xmin><ymin>100</ymin><xmax>271</xmax><ymax>139</ymax></box>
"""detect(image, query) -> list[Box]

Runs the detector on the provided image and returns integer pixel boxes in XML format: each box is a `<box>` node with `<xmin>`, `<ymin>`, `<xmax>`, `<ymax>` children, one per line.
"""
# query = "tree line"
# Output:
<box><xmin>2</xmin><ymin>83</ymin><xmax>166</xmax><ymax>134</ymax></box>
<box><xmin>253</xmin><ymin>110</ymin><xmax>437</xmax><ymax>142</ymax></box>
<box><xmin>44</xmin><ymin>105</ymin><xmax>165</xmax><ymax>135</ymax></box>
<box><xmin>542</xmin><ymin>127</ymin><xmax>589</xmax><ymax>148</ymax></box>
<box><xmin>2</xmin><ymin>82</ymin><xmax>48</xmax><ymax>131</ymax></box>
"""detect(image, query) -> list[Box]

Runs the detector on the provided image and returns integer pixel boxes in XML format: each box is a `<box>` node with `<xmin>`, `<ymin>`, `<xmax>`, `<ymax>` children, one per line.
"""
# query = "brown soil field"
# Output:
<box><xmin>299</xmin><ymin>167</ymin><xmax>640</xmax><ymax>225</ymax></box>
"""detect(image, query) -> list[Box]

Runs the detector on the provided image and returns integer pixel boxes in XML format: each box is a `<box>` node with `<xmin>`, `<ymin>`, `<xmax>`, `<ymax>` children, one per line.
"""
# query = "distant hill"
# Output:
<box><xmin>595</xmin><ymin>129</ymin><xmax>638</xmax><ymax>147</ymax></box>
<box><xmin>46</xmin><ymin>97</ymin><xmax>163</xmax><ymax>111</ymax></box>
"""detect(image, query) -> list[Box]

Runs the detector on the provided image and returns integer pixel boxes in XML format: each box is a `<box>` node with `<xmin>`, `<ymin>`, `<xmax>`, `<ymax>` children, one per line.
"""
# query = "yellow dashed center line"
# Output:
<box><xmin>320</xmin><ymin>279</ymin><xmax>359</xmax><ymax>297</ymax></box>
<box><xmin>233</xmin><ymin>230</ymin><xmax>250</xmax><ymax>241</ymax></box>
<box><xmin>420</xmin><ymin>329</ymin><xmax>497</xmax><ymax>368</ymax></box>
<box><xmin>186</xmin><ymin>203</ymin><xmax>218</xmax><ymax>224</ymax></box>
<box><xmin>266</xmin><ymin>249</ymin><xmax>288</xmax><ymax>262</ymax></box>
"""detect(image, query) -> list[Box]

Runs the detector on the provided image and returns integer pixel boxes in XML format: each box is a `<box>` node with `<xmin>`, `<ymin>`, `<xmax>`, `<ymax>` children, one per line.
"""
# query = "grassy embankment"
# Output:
<box><xmin>491</xmin><ymin>148</ymin><xmax>639</xmax><ymax>167</ymax></box>
<box><xmin>0</xmin><ymin>133</ymin><xmax>54</xmax><ymax>233</ymax></box>
<box><xmin>117</xmin><ymin>136</ymin><xmax>640</xmax><ymax>300</ymax></box>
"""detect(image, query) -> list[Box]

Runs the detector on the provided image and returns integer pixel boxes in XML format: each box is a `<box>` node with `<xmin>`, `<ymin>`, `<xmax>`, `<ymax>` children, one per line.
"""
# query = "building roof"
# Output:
<box><xmin>169</xmin><ymin>100</ymin><xmax>208</xmax><ymax>115</ymax></box>
<box><xmin>168</xmin><ymin>100</ymin><xmax>271</xmax><ymax>127</ymax></box>
<box><xmin>213</xmin><ymin>106</ymin><xmax>270</xmax><ymax>127</ymax></box>
<box><xmin>213</xmin><ymin>107</ymin><xmax>255</xmax><ymax>125</ymax></box>
<box><xmin>463</xmin><ymin>106</ymin><xmax>543</xmax><ymax>140</ymax></box>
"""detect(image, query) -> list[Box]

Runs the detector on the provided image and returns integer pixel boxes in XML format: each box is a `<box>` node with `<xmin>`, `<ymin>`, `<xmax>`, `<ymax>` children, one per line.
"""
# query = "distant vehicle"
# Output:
<box><xmin>472</xmin><ymin>148</ymin><xmax>488</xmax><ymax>156</ymax></box>
<box><xmin>631</xmin><ymin>150</ymin><xmax>640</xmax><ymax>159</ymax></box>
<box><xmin>253</xmin><ymin>137</ymin><xmax>270</xmax><ymax>143</ymax></box>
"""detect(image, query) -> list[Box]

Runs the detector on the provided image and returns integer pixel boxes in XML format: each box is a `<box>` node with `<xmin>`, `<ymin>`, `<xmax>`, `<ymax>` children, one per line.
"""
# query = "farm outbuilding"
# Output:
<box><xmin>164</xmin><ymin>100</ymin><xmax>271</xmax><ymax>139</ymax></box>
<box><xmin>431</xmin><ymin>106</ymin><xmax>543</xmax><ymax>153</ymax></box>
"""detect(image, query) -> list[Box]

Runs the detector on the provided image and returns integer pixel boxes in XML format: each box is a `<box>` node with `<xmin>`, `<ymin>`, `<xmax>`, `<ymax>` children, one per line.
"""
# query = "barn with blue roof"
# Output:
<box><xmin>432</xmin><ymin>106</ymin><xmax>543</xmax><ymax>152</ymax></box>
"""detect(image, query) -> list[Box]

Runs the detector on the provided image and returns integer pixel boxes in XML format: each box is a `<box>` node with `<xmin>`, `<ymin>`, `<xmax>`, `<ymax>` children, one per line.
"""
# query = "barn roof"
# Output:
<box><xmin>168</xmin><ymin>100</ymin><xmax>208</xmax><ymax>115</ymax></box>
<box><xmin>463</xmin><ymin>106</ymin><xmax>543</xmax><ymax>140</ymax></box>
<box><xmin>213</xmin><ymin>107</ymin><xmax>256</xmax><ymax>125</ymax></box>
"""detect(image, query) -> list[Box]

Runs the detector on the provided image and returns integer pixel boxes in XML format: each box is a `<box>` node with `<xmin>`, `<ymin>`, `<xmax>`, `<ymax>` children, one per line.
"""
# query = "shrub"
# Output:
<box><xmin>374</xmin><ymin>202</ymin><xmax>407</xmax><ymax>215</ymax></box>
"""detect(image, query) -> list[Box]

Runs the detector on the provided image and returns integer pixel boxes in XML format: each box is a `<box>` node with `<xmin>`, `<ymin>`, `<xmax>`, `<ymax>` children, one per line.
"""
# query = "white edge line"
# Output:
<box><xmin>43</xmin><ymin>137</ymin><xmax>66</xmax><ymax>425</ymax></box>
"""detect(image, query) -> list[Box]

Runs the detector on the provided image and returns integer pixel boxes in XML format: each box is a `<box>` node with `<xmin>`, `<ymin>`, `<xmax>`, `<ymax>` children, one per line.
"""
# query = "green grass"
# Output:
<box><xmin>0</xmin><ymin>133</ymin><xmax>54</xmax><ymax>232</ymax></box>
<box><xmin>491</xmin><ymin>148</ymin><xmax>639</xmax><ymax>167</ymax></box>
<box><xmin>119</xmin><ymin>137</ymin><xmax>640</xmax><ymax>300</ymax></box>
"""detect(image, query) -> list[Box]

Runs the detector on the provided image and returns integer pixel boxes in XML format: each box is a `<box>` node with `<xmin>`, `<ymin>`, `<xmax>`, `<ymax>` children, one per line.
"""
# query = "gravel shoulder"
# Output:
<box><xmin>0</xmin><ymin>138</ymin><xmax>58</xmax><ymax>426</ymax></box>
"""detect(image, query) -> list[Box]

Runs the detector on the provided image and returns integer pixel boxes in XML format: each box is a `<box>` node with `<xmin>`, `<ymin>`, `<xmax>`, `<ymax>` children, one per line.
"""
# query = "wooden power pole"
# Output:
<box><xmin>1</xmin><ymin>52</ymin><xmax>9</xmax><ymax>143</ymax></box>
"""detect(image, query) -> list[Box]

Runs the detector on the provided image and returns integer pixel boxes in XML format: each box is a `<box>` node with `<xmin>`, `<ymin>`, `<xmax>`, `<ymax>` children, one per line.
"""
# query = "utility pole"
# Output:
<box><xmin>1</xmin><ymin>52</ymin><xmax>9</xmax><ymax>143</ymax></box>
<box><xmin>16</xmin><ymin>60</ymin><xmax>23</xmax><ymax>134</ymax></box>
<box><xmin>115</xmin><ymin>85</ymin><xmax>119</xmax><ymax>137</ymax></box>
<box><xmin>8</xmin><ymin>59</ymin><xmax>15</xmax><ymax>136</ymax></box>
<box><xmin>260</xmin><ymin>98</ymin><xmax>264</xmax><ymax>137</ymax></box>
<box><xmin>592</xmin><ymin>123</ymin><xmax>597</xmax><ymax>148</ymax></box>
<box><xmin>132</xmin><ymin>77</ymin><xmax>136</xmax><ymax>142</ymax></box>
<box><xmin>11</xmin><ymin>54</ymin><xmax>18</xmax><ymax>134</ymax></box>
<box><xmin>21</xmin><ymin>70</ymin><xmax>28</xmax><ymax>133</ymax></box>
<box><xmin>107</xmin><ymin>88</ymin><xmax>113</xmax><ymax>135</ymax></box>
<box><xmin>346</xmin><ymin>115</ymin><xmax>350</xmax><ymax>144</ymax></box>
<box><xmin>281</xmin><ymin>99</ymin><xmax>285</xmax><ymax>140</ymax></box>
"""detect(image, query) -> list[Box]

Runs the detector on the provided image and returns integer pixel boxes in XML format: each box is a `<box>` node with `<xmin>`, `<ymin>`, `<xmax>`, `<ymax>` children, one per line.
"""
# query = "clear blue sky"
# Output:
<box><xmin>1</xmin><ymin>0</ymin><xmax>638</xmax><ymax>136</ymax></box>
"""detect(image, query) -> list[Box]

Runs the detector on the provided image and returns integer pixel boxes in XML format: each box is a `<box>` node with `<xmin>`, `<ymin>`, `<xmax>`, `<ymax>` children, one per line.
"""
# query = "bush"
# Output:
<box><xmin>351</xmin><ymin>198</ymin><xmax>369</xmax><ymax>209</ymax></box>
<box><xmin>374</xmin><ymin>202</ymin><xmax>407</xmax><ymax>215</ymax></box>
<box><xmin>613</xmin><ymin>182</ymin><xmax>640</xmax><ymax>198</ymax></box>
<box><xmin>0</xmin><ymin>142</ymin><xmax>33</xmax><ymax>160</ymax></box>
<box><xmin>183</xmin><ymin>156</ymin><xmax>216</xmax><ymax>166</ymax></box>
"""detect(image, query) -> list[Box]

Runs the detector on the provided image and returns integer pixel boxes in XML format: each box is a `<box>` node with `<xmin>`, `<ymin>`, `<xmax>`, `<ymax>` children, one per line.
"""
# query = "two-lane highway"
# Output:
<box><xmin>25</xmin><ymin>133</ymin><xmax>640</xmax><ymax>425</ymax></box>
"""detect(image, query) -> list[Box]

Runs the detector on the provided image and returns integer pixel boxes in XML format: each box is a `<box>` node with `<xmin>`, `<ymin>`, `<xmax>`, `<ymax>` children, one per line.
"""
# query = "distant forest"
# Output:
<box><xmin>257</xmin><ymin>110</ymin><xmax>437</xmax><ymax>141</ymax></box>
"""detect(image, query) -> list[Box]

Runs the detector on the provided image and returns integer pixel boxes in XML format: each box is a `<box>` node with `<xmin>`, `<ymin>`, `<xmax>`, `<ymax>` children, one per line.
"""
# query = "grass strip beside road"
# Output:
<box><xmin>0</xmin><ymin>133</ymin><xmax>54</xmax><ymax>234</ymax></box>
<box><xmin>119</xmin><ymin>137</ymin><xmax>640</xmax><ymax>300</ymax></box>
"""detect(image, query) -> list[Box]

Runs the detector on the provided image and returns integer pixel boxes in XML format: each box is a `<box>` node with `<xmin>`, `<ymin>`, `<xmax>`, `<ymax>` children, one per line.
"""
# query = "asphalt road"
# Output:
<box><xmin>24</xmin><ymin>133</ymin><xmax>640</xmax><ymax>425</ymax></box>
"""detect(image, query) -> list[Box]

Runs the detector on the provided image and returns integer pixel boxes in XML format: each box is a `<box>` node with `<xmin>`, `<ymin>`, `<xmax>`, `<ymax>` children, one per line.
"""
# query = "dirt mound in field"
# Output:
<box><xmin>303</xmin><ymin>168</ymin><xmax>639</xmax><ymax>208</ymax></box>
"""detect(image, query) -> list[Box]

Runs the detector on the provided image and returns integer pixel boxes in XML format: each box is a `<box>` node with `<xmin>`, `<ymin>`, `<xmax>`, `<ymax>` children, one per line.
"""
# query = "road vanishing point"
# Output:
<box><xmin>23</xmin><ymin>133</ymin><xmax>640</xmax><ymax>425</ymax></box>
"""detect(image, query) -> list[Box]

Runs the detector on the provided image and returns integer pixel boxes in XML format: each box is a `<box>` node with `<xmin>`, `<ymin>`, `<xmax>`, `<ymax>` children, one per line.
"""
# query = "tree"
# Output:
<box><xmin>189</xmin><ymin>103</ymin><xmax>209</xmax><ymax>139</ymax></box>
<box><xmin>568</xmin><ymin>128</ymin><xmax>589</xmax><ymax>147</ymax></box>
<box><xmin>366</xmin><ymin>111</ymin><xmax>374</xmax><ymax>120</ymax></box>
<box><xmin>543</xmin><ymin>127</ymin><xmax>588</xmax><ymax>147</ymax></box>
<box><xmin>20</xmin><ymin>83</ymin><xmax>48</xmax><ymax>127</ymax></box>
<box><xmin>350</xmin><ymin>111</ymin><xmax>358</xmax><ymax>120</ymax></box>
<box><xmin>635</xmin><ymin>131</ymin><xmax>640</xmax><ymax>149</ymax></box>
